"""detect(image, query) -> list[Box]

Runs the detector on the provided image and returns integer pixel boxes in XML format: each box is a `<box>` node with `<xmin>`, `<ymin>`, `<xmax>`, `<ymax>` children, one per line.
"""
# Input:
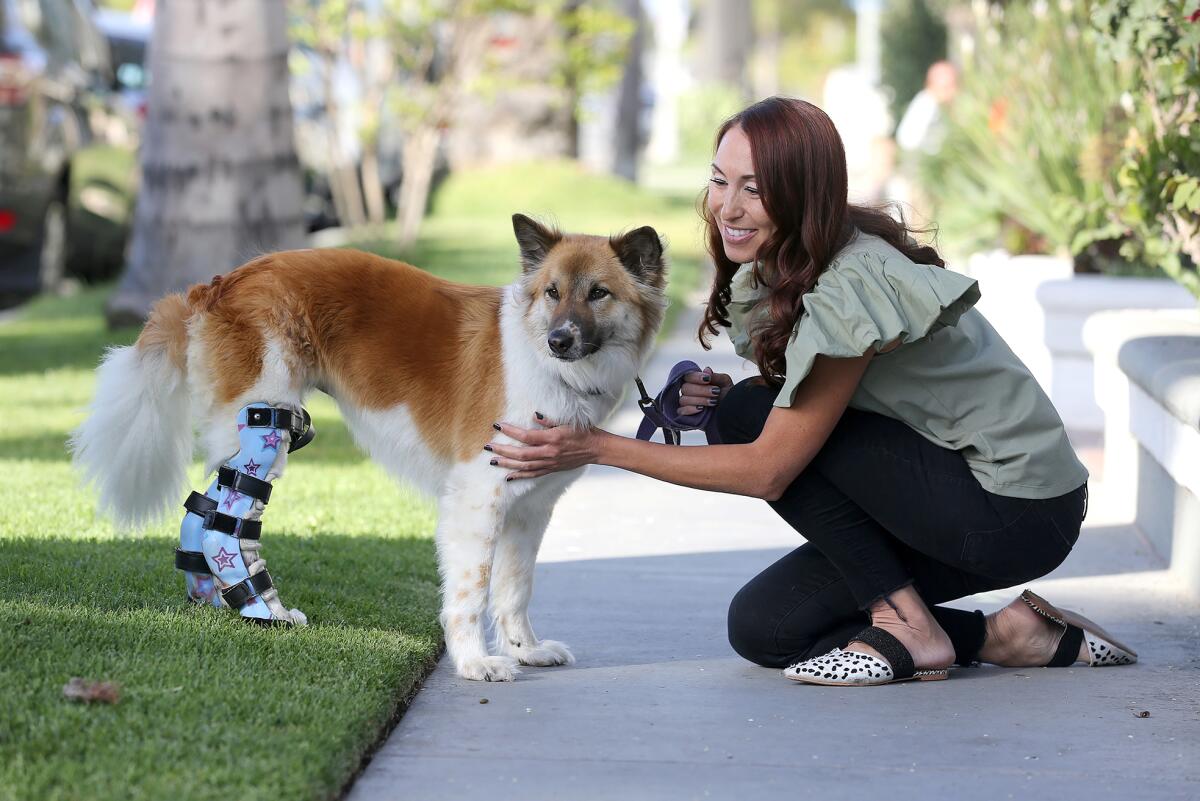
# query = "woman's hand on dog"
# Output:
<box><xmin>487</xmin><ymin>415</ymin><xmax>602</xmax><ymax>480</ymax></box>
<box><xmin>678</xmin><ymin>367</ymin><xmax>733</xmax><ymax>415</ymax></box>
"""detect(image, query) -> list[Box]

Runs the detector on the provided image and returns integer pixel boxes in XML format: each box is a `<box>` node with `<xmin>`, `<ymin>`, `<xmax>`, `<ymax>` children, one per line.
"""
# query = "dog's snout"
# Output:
<box><xmin>548</xmin><ymin>329</ymin><xmax>575</xmax><ymax>355</ymax></box>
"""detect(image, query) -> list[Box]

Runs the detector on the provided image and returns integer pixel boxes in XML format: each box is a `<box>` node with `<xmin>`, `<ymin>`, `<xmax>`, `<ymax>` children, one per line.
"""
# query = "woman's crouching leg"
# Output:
<box><xmin>727</xmin><ymin>542</ymin><xmax>868</xmax><ymax>668</ymax></box>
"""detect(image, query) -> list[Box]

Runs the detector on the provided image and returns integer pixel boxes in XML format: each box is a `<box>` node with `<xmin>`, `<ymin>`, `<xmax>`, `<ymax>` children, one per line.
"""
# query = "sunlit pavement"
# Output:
<box><xmin>350</xmin><ymin>297</ymin><xmax>1200</xmax><ymax>801</ymax></box>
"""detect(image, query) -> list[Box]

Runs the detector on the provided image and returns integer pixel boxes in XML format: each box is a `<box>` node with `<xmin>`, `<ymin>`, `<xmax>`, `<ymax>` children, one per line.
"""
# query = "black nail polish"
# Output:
<box><xmin>493</xmin><ymin>423</ymin><xmax>501</xmax><ymax>431</ymax></box>
<box><xmin>505</xmin><ymin>475</ymin><xmax>513</xmax><ymax>482</ymax></box>
<box><xmin>702</xmin><ymin>374</ymin><xmax>711</xmax><ymax>383</ymax></box>
<box><xmin>711</xmin><ymin>387</ymin><xmax>721</xmax><ymax>396</ymax></box>
<box><xmin>535</xmin><ymin>411</ymin><xmax>544</xmax><ymax>420</ymax></box>
<box><xmin>490</xmin><ymin>458</ymin><xmax>498</xmax><ymax>466</ymax></box>
<box><xmin>483</xmin><ymin>444</ymin><xmax>493</xmax><ymax>452</ymax></box>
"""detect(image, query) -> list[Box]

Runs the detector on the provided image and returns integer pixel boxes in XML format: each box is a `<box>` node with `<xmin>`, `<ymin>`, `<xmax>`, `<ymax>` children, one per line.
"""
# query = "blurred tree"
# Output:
<box><xmin>293</xmin><ymin>0</ymin><xmax>632</xmax><ymax>242</ymax></box>
<box><xmin>694</xmin><ymin>0</ymin><xmax>755</xmax><ymax>96</ymax></box>
<box><xmin>880</xmin><ymin>0</ymin><xmax>947</xmax><ymax>129</ymax></box>
<box><xmin>378</xmin><ymin>0</ymin><xmax>633</xmax><ymax>247</ymax></box>
<box><xmin>291</xmin><ymin>0</ymin><xmax>376</xmax><ymax>227</ymax></box>
<box><xmin>768</xmin><ymin>0</ymin><xmax>855</xmax><ymax>102</ymax></box>
<box><xmin>1091</xmin><ymin>0</ymin><xmax>1200</xmax><ymax>296</ymax></box>
<box><xmin>107</xmin><ymin>0</ymin><xmax>306</xmax><ymax>326</ymax></box>
<box><xmin>612</xmin><ymin>0</ymin><xmax>645</xmax><ymax>181</ymax></box>
<box><xmin>556</xmin><ymin>0</ymin><xmax>635</xmax><ymax>158</ymax></box>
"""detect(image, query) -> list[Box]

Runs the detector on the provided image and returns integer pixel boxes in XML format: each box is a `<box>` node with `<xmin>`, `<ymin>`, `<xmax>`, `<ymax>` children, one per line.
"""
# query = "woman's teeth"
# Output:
<box><xmin>724</xmin><ymin>226</ymin><xmax>755</xmax><ymax>243</ymax></box>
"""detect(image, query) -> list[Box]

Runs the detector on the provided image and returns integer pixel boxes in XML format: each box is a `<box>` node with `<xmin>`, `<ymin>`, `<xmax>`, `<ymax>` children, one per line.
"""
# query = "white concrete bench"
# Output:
<box><xmin>1085</xmin><ymin>309</ymin><xmax>1200</xmax><ymax>596</ymax></box>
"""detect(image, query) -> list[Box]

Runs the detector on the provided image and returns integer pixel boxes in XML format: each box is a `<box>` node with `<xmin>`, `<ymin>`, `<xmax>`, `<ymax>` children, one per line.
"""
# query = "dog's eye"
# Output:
<box><xmin>545</xmin><ymin>286</ymin><xmax>559</xmax><ymax>301</ymax></box>
<box><xmin>588</xmin><ymin>287</ymin><xmax>610</xmax><ymax>301</ymax></box>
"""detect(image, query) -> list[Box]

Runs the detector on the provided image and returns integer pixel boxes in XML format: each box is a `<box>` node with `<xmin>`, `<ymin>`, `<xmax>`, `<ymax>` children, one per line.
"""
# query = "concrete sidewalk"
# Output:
<box><xmin>349</xmin><ymin>302</ymin><xmax>1200</xmax><ymax>801</ymax></box>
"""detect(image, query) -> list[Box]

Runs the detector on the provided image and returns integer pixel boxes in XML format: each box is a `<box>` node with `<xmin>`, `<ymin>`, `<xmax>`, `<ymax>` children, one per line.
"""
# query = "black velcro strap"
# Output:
<box><xmin>1048</xmin><ymin>624</ymin><xmax>1084</xmax><ymax>667</ymax></box>
<box><xmin>850</xmin><ymin>626</ymin><xmax>916</xmax><ymax>680</ymax></box>
<box><xmin>185</xmin><ymin>491</ymin><xmax>261</xmax><ymax>539</ymax></box>
<box><xmin>217</xmin><ymin>466</ymin><xmax>272</xmax><ymax>504</ymax></box>
<box><xmin>289</xmin><ymin>408</ymin><xmax>315</xmax><ymax>453</ymax></box>
<box><xmin>245</xmin><ymin>406</ymin><xmax>294</xmax><ymax>429</ymax></box>
<box><xmin>221</xmin><ymin>570</ymin><xmax>273</xmax><ymax>609</ymax></box>
<box><xmin>175</xmin><ymin>548</ymin><xmax>211</xmax><ymax>574</ymax></box>
<box><xmin>183</xmin><ymin>491</ymin><xmax>217</xmax><ymax>516</ymax></box>
<box><xmin>203</xmin><ymin>509</ymin><xmax>261</xmax><ymax>540</ymax></box>
<box><xmin>245</xmin><ymin>406</ymin><xmax>315</xmax><ymax>454</ymax></box>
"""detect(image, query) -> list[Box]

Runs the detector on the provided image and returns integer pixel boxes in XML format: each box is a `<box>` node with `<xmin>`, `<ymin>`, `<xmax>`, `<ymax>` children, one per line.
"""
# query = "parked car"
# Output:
<box><xmin>0</xmin><ymin>0</ymin><xmax>138</xmax><ymax>301</ymax></box>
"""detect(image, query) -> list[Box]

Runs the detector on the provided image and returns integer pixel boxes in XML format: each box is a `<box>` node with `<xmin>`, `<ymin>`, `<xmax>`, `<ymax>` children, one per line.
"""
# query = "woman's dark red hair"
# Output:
<box><xmin>698</xmin><ymin>96</ymin><xmax>945</xmax><ymax>386</ymax></box>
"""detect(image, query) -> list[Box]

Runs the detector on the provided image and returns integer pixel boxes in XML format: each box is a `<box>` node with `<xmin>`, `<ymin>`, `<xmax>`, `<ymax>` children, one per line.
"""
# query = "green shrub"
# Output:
<box><xmin>920</xmin><ymin>1</ymin><xmax>1127</xmax><ymax>265</ymax></box>
<box><xmin>1089</xmin><ymin>0</ymin><xmax>1200</xmax><ymax>297</ymax></box>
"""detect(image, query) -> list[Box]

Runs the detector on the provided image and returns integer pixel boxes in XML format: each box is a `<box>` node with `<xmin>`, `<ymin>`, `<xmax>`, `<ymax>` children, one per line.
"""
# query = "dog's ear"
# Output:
<box><xmin>513</xmin><ymin>214</ymin><xmax>562</xmax><ymax>273</ymax></box>
<box><xmin>610</xmin><ymin>226</ymin><xmax>665</xmax><ymax>281</ymax></box>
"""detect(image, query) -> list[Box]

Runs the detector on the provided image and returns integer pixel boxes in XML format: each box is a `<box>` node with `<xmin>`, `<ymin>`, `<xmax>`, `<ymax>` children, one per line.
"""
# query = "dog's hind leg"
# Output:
<box><xmin>490</xmin><ymin>496</ymin><xmax>574</xmax><ymax>667</ymax></box>
<box><xmin>436</xmin><ymin>469</ymin><xmax>517</xmax><ymax>681</ymax></box>
<box><xmin>184</xmin><ymin>403</ymin><xmax>315</xmax><ymax>625</ymax></box>
<box><xmin>177</xmin><ymin>477</ymin><xmax>223</xmax><ymax>606</ymax></box>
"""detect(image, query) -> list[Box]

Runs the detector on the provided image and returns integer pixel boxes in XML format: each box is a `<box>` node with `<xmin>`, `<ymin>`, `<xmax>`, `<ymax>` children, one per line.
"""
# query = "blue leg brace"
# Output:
<box><xmin>175</xmin><ymin>403</ymin><xmax>313</xmax><ymax>624</ymax></box>
<box><xmin>177</xmin><ymin>477</ymin><xmax>222</xmax><ymax>607</ymax></box>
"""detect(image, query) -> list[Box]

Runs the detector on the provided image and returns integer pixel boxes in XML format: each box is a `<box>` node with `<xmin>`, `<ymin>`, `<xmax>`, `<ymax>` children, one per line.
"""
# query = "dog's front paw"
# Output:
<box><xmin>510</xmin><ymin>639</ymin><xmax>575</xmax><ymax>667</ymax></box>
<box><xmin>457</xmin><ymin>655</ymin><xmax>521</xmax><ymax>682</ymax></box>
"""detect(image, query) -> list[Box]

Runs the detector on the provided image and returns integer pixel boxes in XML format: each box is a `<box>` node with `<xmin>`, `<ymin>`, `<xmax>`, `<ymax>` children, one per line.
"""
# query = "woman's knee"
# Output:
<box><xmin>727</xmin><ymin>583</ymin><xmax>787</xmax><ymax>667</ymax></box>
<box><xmin>716</xmin><ymin>378</ymin><xmax>776</xmax><ymax>445</ymax></box>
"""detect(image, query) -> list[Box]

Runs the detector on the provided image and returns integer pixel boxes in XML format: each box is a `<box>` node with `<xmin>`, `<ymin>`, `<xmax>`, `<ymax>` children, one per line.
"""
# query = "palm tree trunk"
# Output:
<box><xmin>107</xmin><ymin>0</ymin><xmax>305</xmax><ymax>326</ymax></box>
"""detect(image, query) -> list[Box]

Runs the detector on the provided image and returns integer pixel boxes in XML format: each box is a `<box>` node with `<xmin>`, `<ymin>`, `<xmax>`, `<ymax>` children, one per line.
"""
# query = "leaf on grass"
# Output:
<box><xmin>63</xmin><ymin>677</ymin><xmax>121</xmax><ymax>704</ymax></box>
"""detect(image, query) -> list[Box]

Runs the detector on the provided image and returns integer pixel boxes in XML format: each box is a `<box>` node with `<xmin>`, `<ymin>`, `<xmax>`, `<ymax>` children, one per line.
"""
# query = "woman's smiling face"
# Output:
<box><xmin>707</xmin><ymin>125</ymin><xmax>777</xmax><ymax>264</ymax></box>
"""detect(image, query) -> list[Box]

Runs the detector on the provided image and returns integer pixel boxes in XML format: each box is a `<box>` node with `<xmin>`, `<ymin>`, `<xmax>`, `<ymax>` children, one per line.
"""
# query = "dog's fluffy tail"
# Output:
<box><xmin>70</xmin><ymin>293</ymin><xmax>195</xmax><ymax>529</ymax></box>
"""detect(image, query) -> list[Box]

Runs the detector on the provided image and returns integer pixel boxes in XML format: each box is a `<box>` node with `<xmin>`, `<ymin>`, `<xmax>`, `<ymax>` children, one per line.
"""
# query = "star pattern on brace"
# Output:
<box><xmin>261</xmin><ymin>429</ymin><xmax>282</xmax><ymax>450</ymax></box>
<box><xmin>242</xmin><ymin>458</ymin><xmax>261</xmax><ymax>477</ymax></box>
<box><xmin>211</xmin><ymin>547</ymin><xmax>237</xmax><ymax>571</ymax></box>
<box><xmin>221</xmin><ymin>489</ymin><xmax>243</xmax><ymax>511</ymax></box>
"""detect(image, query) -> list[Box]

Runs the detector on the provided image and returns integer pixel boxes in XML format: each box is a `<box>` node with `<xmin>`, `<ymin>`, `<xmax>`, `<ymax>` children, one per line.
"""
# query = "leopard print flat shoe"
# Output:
<box><xmin>1020</xmin><ymin>589</ymin><xmax>1138</xmax><ymax>667</ymax></box>
<box><xmin>783</xmin><ymin>625</ymin><xmax>950</xmax><ymax>687</ymax></box>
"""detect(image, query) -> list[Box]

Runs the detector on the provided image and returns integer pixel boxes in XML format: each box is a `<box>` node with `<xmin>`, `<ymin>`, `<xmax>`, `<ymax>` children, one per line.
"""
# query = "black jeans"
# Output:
<box><xmin>718</xmin><ymin>378</ymin><xmax>1087</xmax><ymax>668</ymax></box>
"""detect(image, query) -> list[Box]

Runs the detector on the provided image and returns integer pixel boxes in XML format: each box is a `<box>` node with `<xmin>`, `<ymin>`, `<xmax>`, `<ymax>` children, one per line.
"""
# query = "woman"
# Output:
<box><xmin>485</xmin><ymin>97</ymin><xmax>1137</xmax><ymax>686</ymax></box>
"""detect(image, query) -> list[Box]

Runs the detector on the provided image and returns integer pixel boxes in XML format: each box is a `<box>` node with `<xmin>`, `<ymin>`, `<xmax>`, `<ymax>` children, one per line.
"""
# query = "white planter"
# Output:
<box><xmin>1037</xmin><ymin>276</ymin><xmax>1197</xmax><ymax>432</ymax></box>
<box><xmin>959</xmin><ymin>250</ymin><xmax>1197</xmax><ymax>432</ymax></box>
<box><xmin>960</xmin><ymin>251</ymin><xmax>1073</xmax><ymax>392</ymax></box>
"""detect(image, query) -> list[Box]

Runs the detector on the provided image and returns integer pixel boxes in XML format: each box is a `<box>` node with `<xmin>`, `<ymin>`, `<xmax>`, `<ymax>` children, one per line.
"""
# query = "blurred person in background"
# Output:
<box><xmin>889</xmin><ymin>60</ymin><xmax>958</xmax><ymax>222</ymax></box>
<box><xmin>486</xmin><ymin>96</ymin><xmax>1137</xmax><ymax>688</ymax></box>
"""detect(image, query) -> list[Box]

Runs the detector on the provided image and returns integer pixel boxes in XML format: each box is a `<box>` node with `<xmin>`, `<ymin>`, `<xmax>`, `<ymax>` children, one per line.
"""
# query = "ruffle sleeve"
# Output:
<box><xmin>774</xmin><ymin>249</ymin><xmax>980</xmax><ymax>407</ymax></box>
<box><xmin>726</xmin><ymin>263</ymin><xmax>765</xmax><ymax>360</ymax></box>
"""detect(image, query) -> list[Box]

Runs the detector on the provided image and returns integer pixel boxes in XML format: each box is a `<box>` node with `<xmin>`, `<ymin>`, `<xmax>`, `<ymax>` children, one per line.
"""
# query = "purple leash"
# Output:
<box><xmin>635</xmin><ymin>360</ymin><xmax>723</xmax><ymax>445</ymax></box>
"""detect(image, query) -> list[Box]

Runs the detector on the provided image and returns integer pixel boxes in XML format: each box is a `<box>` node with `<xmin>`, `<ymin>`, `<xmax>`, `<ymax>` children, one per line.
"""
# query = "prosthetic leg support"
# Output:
<box><xmin>175</xmin><ymin>403</ymin><xmax>314</xmax><ymax>625</ymax></box>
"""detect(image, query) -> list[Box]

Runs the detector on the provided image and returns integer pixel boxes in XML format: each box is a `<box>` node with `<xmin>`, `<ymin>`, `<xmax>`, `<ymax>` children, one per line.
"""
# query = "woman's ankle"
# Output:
<box><xmin>849</xmin><ymin>586</ymin><xmax>955</xmax><ymax>668</ymax></box>
<box><xmin>978</xmin><ymin>596</ymin><xmax>1079</xmax><ymax>667</ymax></box>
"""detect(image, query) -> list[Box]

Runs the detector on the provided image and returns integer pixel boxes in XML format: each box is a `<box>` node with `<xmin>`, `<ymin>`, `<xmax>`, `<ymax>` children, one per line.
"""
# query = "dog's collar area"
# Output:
<box><xmin>557</xmin><ymin>374</ymin><xmax>611</xmax><ymax>397</ymax></box>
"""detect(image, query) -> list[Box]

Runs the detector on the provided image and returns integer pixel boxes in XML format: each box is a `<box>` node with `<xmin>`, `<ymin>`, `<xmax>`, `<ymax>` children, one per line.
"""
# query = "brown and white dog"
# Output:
<box><xmin>71</xmin><ymin>214</ymin><xmax>667</xmax><ymax>681</ymax></box>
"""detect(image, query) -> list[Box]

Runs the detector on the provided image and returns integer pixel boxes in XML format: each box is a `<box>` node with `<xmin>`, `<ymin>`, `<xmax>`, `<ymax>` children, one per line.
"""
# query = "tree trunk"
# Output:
<box><xmin>107</xmin><ymin>0</ymin><xmax>305</xmax><ymax>326</ymax></box>
<box><xmin>360</xmin><ymin>145</ymin><xmax>386</xmax><ymax>226</ymax></box>
<box><xmin>322</xmin><ymin>56</ymin><xmax>367</xmax><ymax>229</ymax></box>
<box><xmin>396</xmin><ymin>124</ymin><xmax>439</xmax><ymax>249</ymax></box>
<box><xmin>695</xmin><ymin>0</ymin><xmax>754</xmax><ymax>96</ymax></box>
<box><xmin>612</xmin><ymin>0</ymin><xmax>645</xmax><ymax>182</ymax></box>
<box><xmin>562</xmin><ymin>0</ymin><xmax>584</xmax><ymax>159</ymax></box>
<box><xmin>394</xmin><ymin>16</ymin><xmax>490</xmax><ymax>249</ymax></box>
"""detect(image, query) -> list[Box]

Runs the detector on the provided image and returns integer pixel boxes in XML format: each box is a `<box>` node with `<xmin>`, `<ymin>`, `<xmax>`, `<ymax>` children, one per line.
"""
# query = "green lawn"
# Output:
<box><xmin>0</xmin><ymin>162</ymin><xmax>706</xmax><ymax>801</ymax></box>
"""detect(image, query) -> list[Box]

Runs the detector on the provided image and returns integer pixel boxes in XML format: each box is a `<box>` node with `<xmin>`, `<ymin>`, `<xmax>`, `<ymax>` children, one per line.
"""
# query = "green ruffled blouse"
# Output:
<box><xmin>727</xmin><ymin>232</ymin><xmax>1088</xmax><ymax>500</ymax></box>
